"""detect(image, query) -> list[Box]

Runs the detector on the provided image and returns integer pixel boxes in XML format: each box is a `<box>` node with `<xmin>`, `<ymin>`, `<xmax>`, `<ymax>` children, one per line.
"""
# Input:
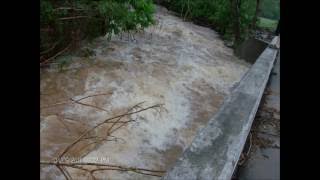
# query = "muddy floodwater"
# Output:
<box><xmin>40</xmin><ymin>6</ymin><xmax>250</xmax><ymax>180</ymax></box>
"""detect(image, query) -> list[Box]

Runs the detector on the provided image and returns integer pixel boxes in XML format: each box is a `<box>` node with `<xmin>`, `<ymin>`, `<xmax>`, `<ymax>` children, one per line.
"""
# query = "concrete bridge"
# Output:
<box><xmin>163</xmin><ymin>36</ymin><xmax>280</xmax><ymax>180</ymax></box>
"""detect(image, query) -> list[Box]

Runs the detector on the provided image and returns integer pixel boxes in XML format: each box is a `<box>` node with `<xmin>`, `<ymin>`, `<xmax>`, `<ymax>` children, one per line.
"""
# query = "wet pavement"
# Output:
<box><xmin>234</xmin><ymin>50</ymin><xmax>280</xmax><ymax>180</ymax></box>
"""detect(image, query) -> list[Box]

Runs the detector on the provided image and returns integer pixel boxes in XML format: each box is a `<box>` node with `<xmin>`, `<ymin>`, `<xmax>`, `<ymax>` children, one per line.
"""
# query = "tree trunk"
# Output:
<box><xmin>275</xmin><ymin>19</ymin><xmax>280</xmax><ymax>35</ymax></box>
<box><xmin>231</xmin><ymin>0</ymin><xmax>241</xmax><ymax>44</ymax></box>
<box><xmin>252</xmin><ymin>0</ymin><xmax>261</xmax><ymax>29</ymax></box>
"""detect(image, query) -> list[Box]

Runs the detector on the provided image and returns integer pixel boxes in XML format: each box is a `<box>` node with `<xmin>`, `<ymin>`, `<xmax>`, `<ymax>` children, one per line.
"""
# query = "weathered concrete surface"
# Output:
<box><xmin>236</xmin><ymin>50</ymin><xmax>280</xmax><ymax>180</ymax></box>
<box><xmin>162</xmin><ymin>37</ymin><xmax>279</xmax><ymax>180</ymax></box>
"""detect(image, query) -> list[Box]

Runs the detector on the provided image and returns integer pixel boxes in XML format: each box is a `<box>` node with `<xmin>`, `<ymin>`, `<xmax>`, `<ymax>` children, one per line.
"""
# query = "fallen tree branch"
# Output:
<box><xmin>56</xmin><ymin>165</ymin><xmax>70</xmax><ymax>180</ymax></box>
<box><xmin>41</xmin><ymin>161</ymin><xmax>166</xmax><ymax>173</ymax></box>
<box><xmin>41</xmin><ymin>92</ymin><xmax>112</xmax><ymax>109</ymax></box>
<box><xmin>106</xmin><ymin>102</ymin><xmax>142</xmax><ymax>134</ymax></box>
<box><xmin>41</xmin><ymin>161</ymin><xmax>165</xmax><ymax>179</ymax></box>
<box><xmin>74</xmin><ymin>136</ymin><xmax>125</xmax><ymax>155</ymax></box>
<box><xmin>83</xmin><ymin>135</ymin><xmax>125</xmax><ymax>143</ymax></box>
<box><xmin>73</xmin><ymin>93</ymin><xmax>113</xmax><ymax>102</ymax></box>
<box><xmin>65</xmin><ymin>165</ymin><xmax>93</xmax><ymax>178</ymax></box>
<box><xmin>61</xmin><ymin>166</ymin><xmax>73</xmax><ymax>180</ymax></box>
<box><xmin>63</xmin><ymin>117</ymin><xmax>91</xmax><ymax>128</ymax></box>
<box><xmin>56</xmin><ymin>115</ymin><xmax>72</xmax><ymax>134</ymax></box>
<box><xmin>40</xmin><ymin>41</ymin><xmax>60</xmax><ymax>55</ymax></box>
<box><xmin>70</xmin><ymin>98</ymin><xmax>108</xmax><ymax>112</ymax></box>
<box><xmin>59</xmin><ymin>16</ymin><xmax>88</xmax><ymax>20</ymax></box>
<box><xmin>41</xmin><ymin>101</ymin><xmax>69</xmax><ymax>109</ymax></box>
<box><xmin>54</xmin><ymin>7</ymin><xmax>85</xmax><ymax>11</ymax></box>
<box><xmin>41</xmin><ymin>102</ymin><xmax>164</xmax><ymax>179</ymax></box>
<box><xmin>91</xmin><ymin>167</ymin><xmax>163</xmax><ymax>177</ymax></box>
<box><xmin>58</xmin><ymin>103</ymin><xmax>162</xmax><ymax>159</ymax></box>
<box><xmin>41</xmin><ymin>43</ymin><xmax>72</xmax><ymax>65</ymax></box>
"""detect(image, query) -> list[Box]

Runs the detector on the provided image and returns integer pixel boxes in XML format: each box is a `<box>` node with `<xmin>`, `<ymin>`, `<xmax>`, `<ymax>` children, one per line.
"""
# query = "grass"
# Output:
<box><xmin>257</xmin><ymin>17</ymin><xmax>278</xmax><ymax>31</ymax></box>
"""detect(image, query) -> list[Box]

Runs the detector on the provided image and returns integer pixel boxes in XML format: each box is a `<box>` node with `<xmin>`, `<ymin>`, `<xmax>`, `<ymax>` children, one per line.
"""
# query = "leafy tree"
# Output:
<box><xmin>40</xmin><ymin>0</ymin><xmax>155</xmax><ymax>64</ymax></box>
<box><xmin>161</xmin><ymin>0</ymin><xmax>257</xmax><ymax>44</ymax></box>
<box><xmin>252</xmin><ymin>0</ymin><xmax>261</xmax><ymax>29</ymax></box>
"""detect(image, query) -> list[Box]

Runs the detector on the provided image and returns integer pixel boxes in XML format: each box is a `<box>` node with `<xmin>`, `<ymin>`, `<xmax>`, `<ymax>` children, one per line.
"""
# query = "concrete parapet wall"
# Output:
<box><xmin>162</xmin><ymin>37</ymin><xmax>279</xmax><ymax>180</ymax></box>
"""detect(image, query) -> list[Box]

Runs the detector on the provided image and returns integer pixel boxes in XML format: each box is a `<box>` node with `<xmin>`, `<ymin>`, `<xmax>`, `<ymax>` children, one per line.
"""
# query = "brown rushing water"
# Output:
<box><xmin>40</xmin><ymin>6</ymin><xmax>250</xmax><ymax>180</ymax></box>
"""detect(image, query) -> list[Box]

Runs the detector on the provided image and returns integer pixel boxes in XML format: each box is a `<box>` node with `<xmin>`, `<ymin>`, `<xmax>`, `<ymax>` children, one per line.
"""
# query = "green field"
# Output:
<box><xmin>257</xmin><ymin>17</ymin><xmax>278</xmax><ymax>31</ymax></box>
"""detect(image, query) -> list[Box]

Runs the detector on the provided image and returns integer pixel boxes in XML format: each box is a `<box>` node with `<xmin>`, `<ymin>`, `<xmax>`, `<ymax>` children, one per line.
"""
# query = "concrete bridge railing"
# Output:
<box><xmin>162</xmin><ymin>36</ymin><xmax>280</xmax><ymax>180</ymax></box>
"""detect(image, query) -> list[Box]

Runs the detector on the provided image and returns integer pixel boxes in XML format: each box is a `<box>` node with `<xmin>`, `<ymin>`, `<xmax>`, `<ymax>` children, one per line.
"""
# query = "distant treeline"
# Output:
<box><xmin>158</xmin><ymin>0</ymin><xmax>279</xmax><ymax>44</ymax></box>
<box><xmin>40</xmin><ymin>0</ymin><xmax>279</xmax><ymax>65</ymax></box>
<box><xmin>159</xmin><ymin>0</ymin><xmax>256</xmax><ymax>42</ymax></box>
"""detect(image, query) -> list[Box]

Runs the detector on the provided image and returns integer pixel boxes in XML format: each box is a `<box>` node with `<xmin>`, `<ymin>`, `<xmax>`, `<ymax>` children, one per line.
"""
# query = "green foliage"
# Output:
<box><xmin>40</xmin><ymin>0</ymin><xmax>155</xmax><ymax>63</ymax></box>
<box><xmin>162</xmin><ymin>0</ymin><xmax>257</xmax><ymax>41</ymax></box>
<box><xmin>260</xmin><ymin>0</ymin><xmax>279</xmax><ymax>20</ymax></box>
<box><xmin>239</xmin><ymin>0</ymin><xmax>256</xmax><ymax>38</ymax></box>
<box><xmin>257</xmin><ymin>17</ymin><xmax>277</xmax><ymax>31</ymax></box>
